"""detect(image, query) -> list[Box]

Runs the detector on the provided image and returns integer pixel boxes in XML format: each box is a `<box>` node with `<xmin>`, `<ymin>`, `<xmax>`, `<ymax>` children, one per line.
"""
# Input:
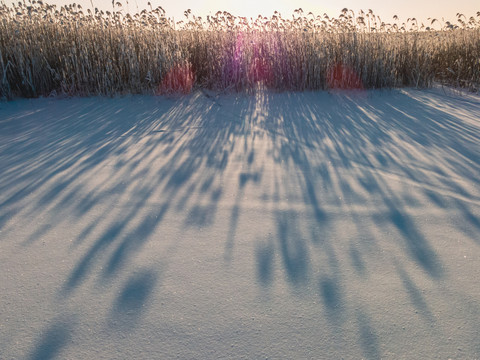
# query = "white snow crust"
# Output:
<box><xmin>0</xmin><ymin>87</ymin><xmax>479</xmax><ymax>359</ymax></box>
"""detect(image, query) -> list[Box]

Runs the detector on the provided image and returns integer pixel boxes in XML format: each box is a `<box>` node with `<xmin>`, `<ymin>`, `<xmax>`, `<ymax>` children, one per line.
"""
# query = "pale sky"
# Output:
<box><xmin>39</xmin><ymin>0</ymin><xmax>479</xmax><ymax>25</ymax></box>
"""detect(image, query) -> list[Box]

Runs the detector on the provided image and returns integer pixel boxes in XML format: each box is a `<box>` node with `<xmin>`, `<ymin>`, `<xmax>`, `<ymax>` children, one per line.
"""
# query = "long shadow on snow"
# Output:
<box><xmin>2</xmin><ymin>88</ymin><xmax>479</xmax><ymax>357</ymax></box>
<box><xmin>256</xmin><ymin>89</ymin><xmax>478</xmax><ymax>284</ymax></box>
<box><xmin>56</xmin><ymin>92</ymin><xmax>251</xmax><ymax>296</ymax></box>
<box><xmin>27</xmin><ymin>316</ymin><xmax>76</xmax><ymax>360</ymax></box>
<box><xmin>252</xmin><ymin>89</ymin><xmax>479</xmax><ymax>357</ymax></box>
<box><xmin>0</xmin><ymin>92</ymin><xmax>252</xmax><ymax>353</ymax></box>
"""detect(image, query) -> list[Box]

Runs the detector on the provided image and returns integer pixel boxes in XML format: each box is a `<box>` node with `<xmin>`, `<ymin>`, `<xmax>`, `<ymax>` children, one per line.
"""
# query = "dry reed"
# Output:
<box><xmin>0</xmin><ymin>1</ymin><xmax>479</xmax><ymax>99</ymax></box>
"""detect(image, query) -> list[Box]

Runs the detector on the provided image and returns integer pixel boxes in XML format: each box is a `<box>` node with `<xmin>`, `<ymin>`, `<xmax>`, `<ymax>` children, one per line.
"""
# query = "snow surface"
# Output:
<box><xmin>0</xmin><ymin>87</ymin><xmax>479</xmax><ymax>359</ymax></box>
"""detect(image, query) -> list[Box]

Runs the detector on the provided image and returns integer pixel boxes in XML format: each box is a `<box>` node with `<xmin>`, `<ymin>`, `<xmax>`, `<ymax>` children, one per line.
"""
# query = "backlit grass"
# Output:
<box><xmin>0</xmin><ymin>1</ymin><xmax>479</xmax><ymax>98</ymax></box>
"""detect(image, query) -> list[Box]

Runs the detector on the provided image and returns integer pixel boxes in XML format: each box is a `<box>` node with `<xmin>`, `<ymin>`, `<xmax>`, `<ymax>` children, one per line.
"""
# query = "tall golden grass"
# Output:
<box><xmin>0</xmin><ymin>1</ymin><xmax>479</xmax><ymax>98</ymax></box>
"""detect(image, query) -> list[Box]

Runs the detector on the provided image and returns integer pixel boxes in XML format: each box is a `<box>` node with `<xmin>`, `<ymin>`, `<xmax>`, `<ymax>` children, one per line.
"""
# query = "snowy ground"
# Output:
<box><xmin>0</xmin><ymin>87</ymin><xmax>479</xmax><ymax>359</ymax></box>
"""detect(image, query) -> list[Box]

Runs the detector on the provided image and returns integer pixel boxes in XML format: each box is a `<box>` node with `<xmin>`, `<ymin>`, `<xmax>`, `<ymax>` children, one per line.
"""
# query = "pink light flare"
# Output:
<box><xmin>327</xmin><ymin>63</ymin><xmax>364</xmax><ymax>90</ymax></box>
<box><xmin>157</xmin><ymin>62</ymin><xmax>195</xmax><ymax>95</ymax></box>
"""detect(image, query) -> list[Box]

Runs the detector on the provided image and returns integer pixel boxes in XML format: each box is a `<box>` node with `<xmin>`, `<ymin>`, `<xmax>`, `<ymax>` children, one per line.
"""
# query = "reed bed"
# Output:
<box><xmin>0</xmin><ymin>1</ymin><xmax>479</xmax><ymax>99</ymax></box>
